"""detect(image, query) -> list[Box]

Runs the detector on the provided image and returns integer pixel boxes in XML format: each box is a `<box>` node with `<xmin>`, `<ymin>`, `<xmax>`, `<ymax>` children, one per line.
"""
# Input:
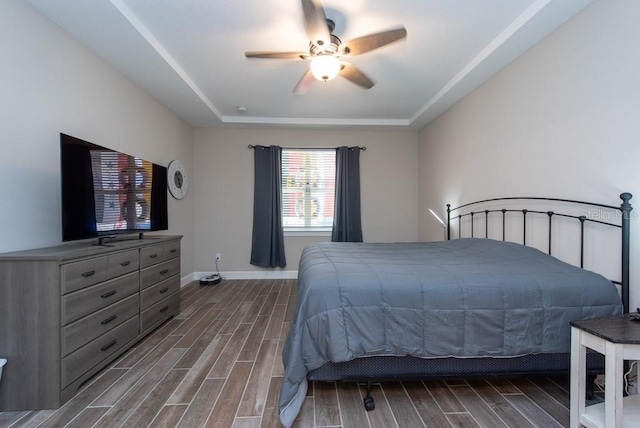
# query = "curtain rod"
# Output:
<box><xmin>248</xmin><ymin>145</ymin><xmax>366</xmax><ymax>151</ymax></box>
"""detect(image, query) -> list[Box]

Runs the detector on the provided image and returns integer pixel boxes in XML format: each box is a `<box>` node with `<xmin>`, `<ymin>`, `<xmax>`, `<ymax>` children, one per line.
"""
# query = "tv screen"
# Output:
<box><xmin>61</xmin><ymin>133</ymin><xmax>168</xmax><ymax>242</ymax></box>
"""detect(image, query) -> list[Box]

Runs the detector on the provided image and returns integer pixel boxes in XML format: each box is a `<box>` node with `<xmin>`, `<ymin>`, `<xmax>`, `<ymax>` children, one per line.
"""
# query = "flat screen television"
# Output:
<box><xmin>60</xmin><ymin>133</ymin><xmax>168</xmax><ymax>244</ymax></box>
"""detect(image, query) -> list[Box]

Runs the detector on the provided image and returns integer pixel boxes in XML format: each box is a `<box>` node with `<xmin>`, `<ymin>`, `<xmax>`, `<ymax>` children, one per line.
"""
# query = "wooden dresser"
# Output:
<box><xmin>0</xmin><ymin>235</ymin><xmax>181</xmax><ymax>411</ymax></box>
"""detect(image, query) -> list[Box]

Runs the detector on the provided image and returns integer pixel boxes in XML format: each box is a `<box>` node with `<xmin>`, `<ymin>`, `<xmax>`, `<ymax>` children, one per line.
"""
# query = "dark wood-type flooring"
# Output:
<box><xmin>1</xmin><ymin>279</ymin><xmax>598</xmax><ymax>427</ymax></box>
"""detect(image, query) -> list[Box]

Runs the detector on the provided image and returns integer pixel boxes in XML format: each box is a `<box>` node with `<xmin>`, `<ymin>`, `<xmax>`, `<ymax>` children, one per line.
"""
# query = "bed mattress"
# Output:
<box><xmin>279</xmin><ymin>239</ymin><xmax>622</xmax><ymax>427</ymax></box>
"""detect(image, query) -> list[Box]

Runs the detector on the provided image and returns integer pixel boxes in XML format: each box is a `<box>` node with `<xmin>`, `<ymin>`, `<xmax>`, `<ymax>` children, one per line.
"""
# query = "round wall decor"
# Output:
<box><xmin>167</xmin><ymin>159</ymin><xmax>188</xmax><ymax>199</ymax></box>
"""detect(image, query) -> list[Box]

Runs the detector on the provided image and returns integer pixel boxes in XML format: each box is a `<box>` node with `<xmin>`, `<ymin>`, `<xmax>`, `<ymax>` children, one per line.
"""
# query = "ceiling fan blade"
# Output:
<box><xmin>245</xmin><ymin>51</ymin><xmax>308</xmax><ymax>60</ymax></box>
<box><xmin>293</xmin><ymin>69</ymin><xmax>316</xmax><ymax>94</ymax></box>
<box><xmin>301</xmin><ymin>0</ymin><xmax>331</xmax><ymax>49</ymax></box>
<box><xmin>343</xmin><ymin>27</ymin><xmax>407</xmax><ymax>56</ymax></box>
<box><xmin>339</xmin><ymin>62</ymin><xmax>374</xmax><ymax>89</ymax></box>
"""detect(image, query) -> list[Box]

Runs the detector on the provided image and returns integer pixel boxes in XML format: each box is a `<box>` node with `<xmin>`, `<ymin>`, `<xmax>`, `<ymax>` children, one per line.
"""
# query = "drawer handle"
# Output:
<box><xmin>159</xmin><ymin>269</ymin><xmax>169</xmax><ymax>275</ymax></box>
<box><xmin>101</xmin><ymin>339</ymin><xmax>117</xmax><ymax>351</ymax></box>
<box><xmin>81</xmin><ymin>270</ymin><xmax>96</xmax><ymax>278</ymax></box>
<box><xmin>101</xmin><ymin>290</ymin><xmax>117</xmax><ymax>299</ymax></box>
<box><xmin>159</xmin><ymin>305</ymin><xmax>169</xmax><ymax>313</ymax></box>
<box><xmin>149</xmin><ymin>253</ymin><xmax>158</xmax><ymax>259</ymax></box>
<box><xmin>101</xmin><ymin>314</ymin><xmax>117</xmax><ymax>325</ymax></box>
<box><xmin>170</xmin><ymin>249</ymin><xmax>177</xmax><ymax>253</ymax></box>
<box><xmin>159</xmin><ymin>287</ymin><xmax>169</xmax><ymax>294</ymax></box>
<box><xmin>120</xmin><ymin>260</ymin><xmax>131</xmax><ymax>267</ymax></box>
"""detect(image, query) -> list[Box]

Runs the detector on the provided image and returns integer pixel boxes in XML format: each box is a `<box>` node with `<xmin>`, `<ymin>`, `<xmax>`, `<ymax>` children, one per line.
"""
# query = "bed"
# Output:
<box><xmin>279</xmin><ymin>194</ymin><xmax>632</xmax><ymax>427</ymax></box>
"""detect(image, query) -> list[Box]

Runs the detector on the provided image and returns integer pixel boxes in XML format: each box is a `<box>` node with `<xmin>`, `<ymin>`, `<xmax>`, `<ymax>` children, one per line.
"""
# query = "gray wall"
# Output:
<box><xmin>5</xmin><ymin>0</ymin><xmax>638</xmax><ymax>299</ymax></box>
<box><xmin>418</xmin><ymin>0</ymin><xmax>640</xmax><ymax>308</ymax></box>
<box><xmin>193</xmin><ymin>127</ymin><xmax>419</xmax><ymax>275</ymax></box>
<box><xmin>0</xmin><ymin>0</ymin><xmax>195</xmax><ymax>279</ymax></box>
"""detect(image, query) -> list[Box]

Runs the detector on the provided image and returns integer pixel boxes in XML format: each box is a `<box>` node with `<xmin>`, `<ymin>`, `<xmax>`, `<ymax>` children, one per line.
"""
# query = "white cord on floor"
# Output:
<box><xmin>215</xmin><ymin>257</ymin><xmax>223</xmax><ymax>279</ymax></box>
<box><xmin>624</xmin><ymin>360</ymin><xmax>637</xmax><ymax>395</ymax></box>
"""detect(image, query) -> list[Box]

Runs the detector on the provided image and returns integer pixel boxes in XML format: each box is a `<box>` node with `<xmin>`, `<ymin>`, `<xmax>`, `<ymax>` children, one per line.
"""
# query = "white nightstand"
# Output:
<box><xmin>570</xmin><ymin>316</ymin><xmax>640</xmax><ymax>428</ymax></box>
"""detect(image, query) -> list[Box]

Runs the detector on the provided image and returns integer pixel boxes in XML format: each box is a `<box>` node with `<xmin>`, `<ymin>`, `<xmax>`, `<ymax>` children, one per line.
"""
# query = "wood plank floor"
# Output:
<box><xmin>0</xmin><ymin>279</ymin><xmax>593</xmax><ymax>427</ymax></box>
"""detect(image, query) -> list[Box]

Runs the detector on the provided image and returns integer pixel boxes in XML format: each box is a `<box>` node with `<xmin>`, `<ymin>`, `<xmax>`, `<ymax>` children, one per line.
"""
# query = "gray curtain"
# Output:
<box><xmin>250</xmin><ymin>145</ymin><xmax>286</xmax><ymax>267</ymax></box>
<box><xmin>332</xmin><ymin>146</ymin><xmax>363</xmax><ymax>242</ymax></box>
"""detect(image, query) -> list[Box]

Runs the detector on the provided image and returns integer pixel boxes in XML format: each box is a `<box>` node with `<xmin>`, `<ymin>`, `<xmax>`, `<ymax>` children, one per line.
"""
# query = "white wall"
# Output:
<box><xmin>193</xmin><ymin>127</ymin><xmax>419</xmax><ymax>275</ymax></box>
<box><xmin>418</xmin><ymin>0</ymin><xmax>640</xmax><ymax>308</ymax></box>
<box><xmin>0</xmin><ymin>0</ymin><xmax>195</xmax><ymax>277</ymax></box>
<box><xmin>9</xmin><ymin>0</ymin><xmax>636</xmax><ymax>294</ymax></box>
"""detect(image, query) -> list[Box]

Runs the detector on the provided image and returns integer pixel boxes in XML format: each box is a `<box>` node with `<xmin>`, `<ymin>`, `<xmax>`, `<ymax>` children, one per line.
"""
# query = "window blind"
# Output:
<box><xmin>281</xmin><ymin>148</ymin><xmax>336</xmax><ymax>231</ymax></box>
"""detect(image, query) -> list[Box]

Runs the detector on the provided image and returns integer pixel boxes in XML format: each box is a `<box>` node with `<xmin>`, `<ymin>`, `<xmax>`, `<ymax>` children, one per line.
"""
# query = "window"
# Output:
<box><xmin>281</xmin><ymin>149</ymin><xmax>335</xmax><ymax>232</ymax></box>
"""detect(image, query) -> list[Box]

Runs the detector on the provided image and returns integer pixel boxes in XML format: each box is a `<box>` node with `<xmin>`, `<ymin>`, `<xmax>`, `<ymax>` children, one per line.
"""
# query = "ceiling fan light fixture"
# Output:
<box><xmin>310</xmin><ymin>55</ymin><xmax>341</xmax><ymax>82</ymax></box>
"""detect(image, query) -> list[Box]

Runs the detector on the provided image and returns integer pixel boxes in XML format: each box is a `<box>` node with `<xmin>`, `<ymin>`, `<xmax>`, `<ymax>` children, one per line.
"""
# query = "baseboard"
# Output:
<box><xmin>181</xmin><ymin>272</ymin><xmax>198</xmax><ymax>287</ymax></box>
<box><xmin>183</xmin><ymin>270</ymin><xmax>297</xmax><ymax>286</ymax></box>
<box><xmin>218</xmin><ymin>270</ymin><xmax>298</xmax><ymax>280</ymax></box>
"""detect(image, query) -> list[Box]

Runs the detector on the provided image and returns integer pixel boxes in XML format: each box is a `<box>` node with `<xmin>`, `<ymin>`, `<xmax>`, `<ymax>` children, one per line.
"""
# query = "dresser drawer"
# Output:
<box><xmin>62</xmin><ymin>315</ymin><xmax>139</xmax><ymax>388</ymax></box>
<box><xmin>62</xmin><ymin>271</ymin><xmax>139</xmax><ymax>325</ymax></box>
<box><xmin>140</xmin><ymin>244</ymin><xmax>165</xmax><ymax>268</ymax></box>
<box><xmin>62</xmin><ymin>257</ymin><xmax>109</xmax><ymax>294</ymax></box>
<box><xmin>141</xmin><ymin>257</ymin><xmax>180</xmax><ymax>290</ymax></box>
<box><xmin>164</xmin><ymin>241</ymin><xmax>180</xmax><ymax>260</ymax></box>
<box><xmin>108</xmin><ymin>249</ymin><xmax>139</xmax><ymax>279</ymax></box>
<box><xmin>62</xmin><ymin>293</ymin><xmax>139</xmax><ymax>356</ymax></box>
<box><xmin>141</xmin><ymin>294</ymin><xmax>180</xmax><ymax>332</ymax></box>
<box><xmin>141</xmin><ymin>275</ymin><xmax>180</xmax><ymax>311</ymax></box>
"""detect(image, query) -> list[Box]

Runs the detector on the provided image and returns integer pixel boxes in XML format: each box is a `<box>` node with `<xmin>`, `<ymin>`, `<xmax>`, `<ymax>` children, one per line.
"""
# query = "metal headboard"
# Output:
<box><xmin>446</xmin><ymin>193</ymin><xmax>632</xmax><ymax>312</ymax></box>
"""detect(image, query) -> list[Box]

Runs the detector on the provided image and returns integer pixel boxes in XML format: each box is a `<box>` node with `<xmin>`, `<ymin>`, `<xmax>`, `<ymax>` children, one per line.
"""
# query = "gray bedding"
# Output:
<box><xmin>279</xmin><ymin>239</ymin><xmax>623</xmax><ymax>427</ymax></box>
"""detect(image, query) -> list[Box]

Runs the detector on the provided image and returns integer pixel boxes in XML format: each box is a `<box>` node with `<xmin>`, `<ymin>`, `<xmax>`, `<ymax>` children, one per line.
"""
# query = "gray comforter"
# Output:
<box><xmin>279</xmin><ymin>239</ymin><xmax>623</xmax><ymax>427</ymax></box>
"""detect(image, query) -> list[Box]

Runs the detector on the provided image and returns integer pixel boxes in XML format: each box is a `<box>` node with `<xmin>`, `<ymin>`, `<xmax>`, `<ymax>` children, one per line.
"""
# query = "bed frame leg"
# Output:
<box><xmin>363</xmin><ymin>381</ymin><xmax>375</xmax><ymax>411</ymax></box>
<box><xmin>586</xmin><ymin>374</ymin><xmax>596</xmax><ymax>400</ymax></box>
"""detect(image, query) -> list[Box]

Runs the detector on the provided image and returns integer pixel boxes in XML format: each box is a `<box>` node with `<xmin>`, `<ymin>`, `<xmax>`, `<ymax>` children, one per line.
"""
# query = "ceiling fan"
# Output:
<box><xmin>244</xmin><ymin>0</ymin><xmax>407</xmax><ymax>94</ymax></box>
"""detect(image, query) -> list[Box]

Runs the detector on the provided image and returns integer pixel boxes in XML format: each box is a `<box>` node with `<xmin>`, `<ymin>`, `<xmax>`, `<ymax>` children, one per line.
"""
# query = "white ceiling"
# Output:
<box><xmin>27</xmin><ymin>0</ymin><xmax>593</xmax><ymax>130</ymax></box>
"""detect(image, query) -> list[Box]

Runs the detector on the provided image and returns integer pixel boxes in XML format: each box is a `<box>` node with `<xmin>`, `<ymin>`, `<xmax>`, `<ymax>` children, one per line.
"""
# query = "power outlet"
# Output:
<box><xmin>215</xmin><ymin>253</ymin><xmax>221</xmax><ymax>261</ymax></box>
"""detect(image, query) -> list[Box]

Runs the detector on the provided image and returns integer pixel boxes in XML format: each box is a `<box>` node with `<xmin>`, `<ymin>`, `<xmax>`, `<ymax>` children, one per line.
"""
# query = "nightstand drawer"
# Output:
<box><xmin>108</xmin><ymin>249</ymin><xmax>139</xmax><ymax>279</ymax></box>
<box><xmin>62</xmin><ymin>315</ymin><xmax>139</xmax><ymax>388</ymax></box>
<box><xmin>62</xmin><ymin>271</ymin><xmax>139</xmax><ymax>325</ymax></box>
<box><xmin>62</xmin><ymin>257</ymin><xmax>109</xmax><ymax>294</ymax></box>
<box><xmin>141</xmin><ymin>258</ymin><xmax>180</xmax><ymax>289</ymax></box>
<box><xmin>141</xmin><ymin>294</ymin><xmax>180</xmax><ymax>332</ymax></box>
<box><xmin>141</xmin><ymin>276</ymin><xmax>180</xmax><ymax>311</ymax></box>
<box><xmin>62</xmin><ymin>293</ymin><xmax>139</xmax><ymax>356</ymax></box>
